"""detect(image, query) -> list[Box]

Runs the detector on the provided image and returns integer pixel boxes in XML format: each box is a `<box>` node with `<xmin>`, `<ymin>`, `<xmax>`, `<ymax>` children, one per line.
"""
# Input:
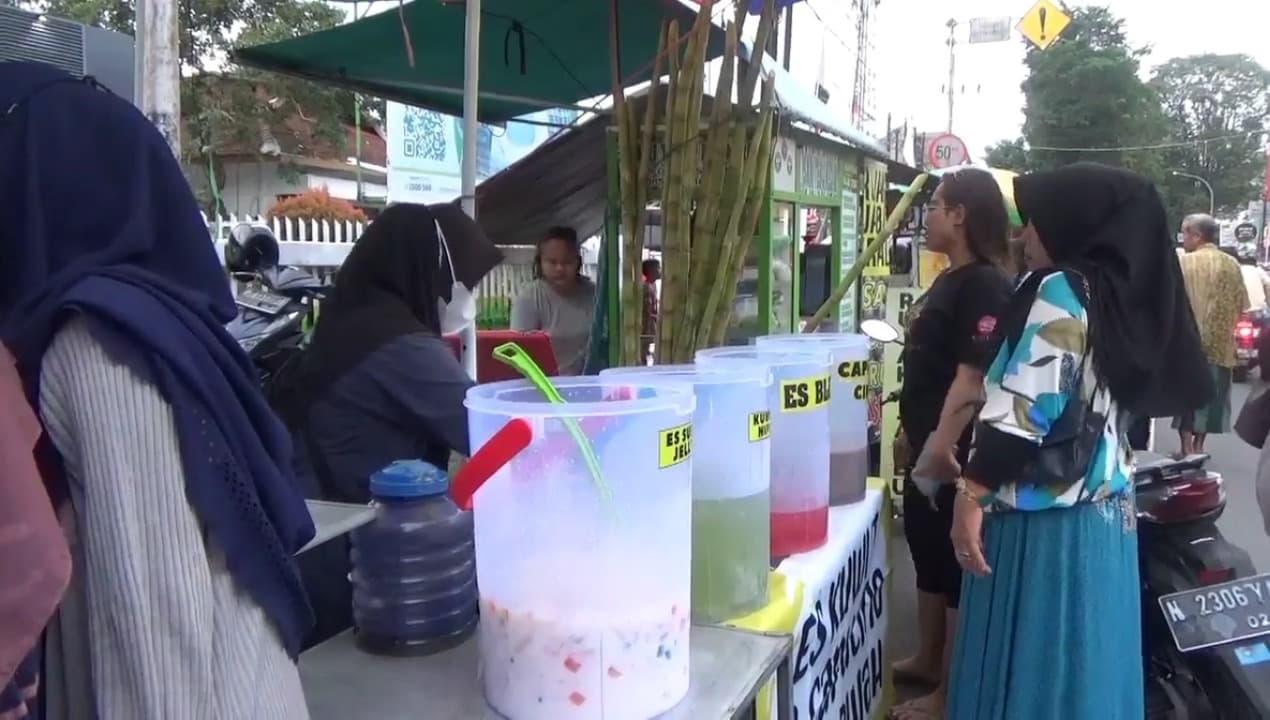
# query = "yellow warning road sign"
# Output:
<box><xmin>1017</xmin><ymin>0</ymin><xmax>1071</xmax><ymax>51</ymax></box>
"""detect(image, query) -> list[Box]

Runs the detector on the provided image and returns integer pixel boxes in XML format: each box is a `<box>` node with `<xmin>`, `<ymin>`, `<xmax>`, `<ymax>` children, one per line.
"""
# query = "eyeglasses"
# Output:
<box><xmin>925</xmin><ymin>203</ymin><xmax>952</xmax><ymax>212</ymax></box>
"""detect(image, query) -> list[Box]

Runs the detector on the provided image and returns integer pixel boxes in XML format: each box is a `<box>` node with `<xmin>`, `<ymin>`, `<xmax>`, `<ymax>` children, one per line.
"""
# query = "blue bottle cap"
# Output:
<box><xmin>369</xmin><ymin>459</ymin><xmax>450</xmax><ymax>499</ymax></box>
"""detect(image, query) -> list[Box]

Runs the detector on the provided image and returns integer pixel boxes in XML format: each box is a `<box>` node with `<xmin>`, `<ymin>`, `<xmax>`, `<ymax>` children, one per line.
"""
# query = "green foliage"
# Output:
<box><xmin>21</xmin><ymin>0</ymin><xmax>369</xmax><ymax>166</ymax></box>
<box><xmin>1151</xmin><ymin>53</ymin><xmax>1270</xmax><ymax>216</ymax></box>
<box><xmin>1019</xmin><ymin>6</ymin><xmax>1167</xmax><ymax>178</ymax></box>
<box><xmin>983</xmin><ymin>138</ymin><xmax>1031</xmax><ymax>173</ymax></box>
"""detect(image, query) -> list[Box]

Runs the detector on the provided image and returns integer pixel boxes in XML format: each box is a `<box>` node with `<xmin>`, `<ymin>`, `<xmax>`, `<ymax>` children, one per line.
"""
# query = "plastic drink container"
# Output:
<box><xmin>601</xmin><ymin>364</ymin><xmax>772</xmax><ymax>623</ymax></box>
<box><xmin>350</xmin><ymin>460</ymin><xmax>478</xmax><ymax>656</ymax></box>
<box><xmin>756</xmin><ymin>333</ymin><xmax>871</xmax><ymax>505</ymax></box>
<box><xmin>464</xmin><ymin>378</ymin><xmax>695</xmax><ymax>720</ymax></box>
<box><xmin>695</xmin><ymin>347</ymin><xmax>832</xmax><ymax>556</ymax></box>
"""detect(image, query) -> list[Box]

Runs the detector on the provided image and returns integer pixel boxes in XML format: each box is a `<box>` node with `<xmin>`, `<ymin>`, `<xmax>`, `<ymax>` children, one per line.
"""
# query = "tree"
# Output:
<box><xmin>21</xmin><ymin>0</ymin><xmax>362</xmax><ymax>169</ymax></box>
<box><xmin>983</xmin><ymin>138</ymin><xmax>1031</xmax><ymax>173</ymax></box>
<box><xmin>1151</xmin><ymin>54</ymin><xmax>1270</xmax><ymax>216</ymax></box>
<box><xmin>1018</xmin><ymin>6</ymin><xmax>1167</xmax><ymax>178</ymax></box>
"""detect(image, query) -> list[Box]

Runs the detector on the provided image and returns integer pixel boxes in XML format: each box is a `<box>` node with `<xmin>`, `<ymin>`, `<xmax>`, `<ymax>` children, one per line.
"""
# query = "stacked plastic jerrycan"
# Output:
<box><xmin>464</xmin><ymin>377</ymin><xmax>695</xmax><ymax>720</ymax></box>
<box><xmin>695</xmin><ymin>347</ymin><xmax>833</xmax><ymax>556</ymax></box>
<box><xmin>756</xmin><ymin>333</ymin><xmax>871</xmax><ymax>505</ymax></box>
<box><xmin>350</xmin><ymin>460</ymin><xmax>479</xmax><ymax>656</ymax></box>
<box><xmin>601</xmin><ymin>363</ymin><xmax>772</xmax><ymax>624</ymax></box>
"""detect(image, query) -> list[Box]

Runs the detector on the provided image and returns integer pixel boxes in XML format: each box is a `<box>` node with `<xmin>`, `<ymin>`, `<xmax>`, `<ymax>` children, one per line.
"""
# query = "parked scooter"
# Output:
<box><xmin>222</xmin><ymin>223</ymin><xmax>328</xmax><ymax>383</ymax></box>
<box><xmin>1135</xmin><ymin>453</ymin><xmax>1270</xmax><ymax>719</ymax></box>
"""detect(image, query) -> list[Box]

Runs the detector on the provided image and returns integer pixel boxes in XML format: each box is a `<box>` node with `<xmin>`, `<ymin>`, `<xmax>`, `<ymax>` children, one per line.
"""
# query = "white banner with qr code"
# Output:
<box><xmin>386</xmin><ymin>101</ymin><xmax>463</xmax><ymax>205</ymax></box>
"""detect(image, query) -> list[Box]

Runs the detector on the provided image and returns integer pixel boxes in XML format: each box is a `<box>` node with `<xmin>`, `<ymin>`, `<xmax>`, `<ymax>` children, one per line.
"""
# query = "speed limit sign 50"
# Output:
<box><xmin>927</xmin><ymin>133</ymin><xmax>969</xmax><ymax>169</ymax></box>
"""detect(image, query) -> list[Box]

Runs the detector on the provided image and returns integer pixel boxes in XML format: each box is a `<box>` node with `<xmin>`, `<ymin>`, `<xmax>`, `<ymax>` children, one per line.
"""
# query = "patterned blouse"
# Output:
<box><xmin>967</xmin><ymin>272</ymin><xmax>1134</xmax><ymax>511</ymax></box>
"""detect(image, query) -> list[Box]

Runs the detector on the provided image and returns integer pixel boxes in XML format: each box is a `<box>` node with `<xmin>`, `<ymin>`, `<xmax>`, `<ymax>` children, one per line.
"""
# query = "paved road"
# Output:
<box><xmin>1151</xmin><ymin>378</ymin><xmax>1269</xmax><ymax>570</ymax></box>
<box><xmin>887</xmin><ymin>377</ymin><xmax>1270</xmax><ymax>703</ymax></box>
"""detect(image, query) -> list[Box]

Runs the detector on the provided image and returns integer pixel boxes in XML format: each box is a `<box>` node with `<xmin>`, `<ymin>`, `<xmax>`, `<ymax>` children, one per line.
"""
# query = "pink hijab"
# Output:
<box><xmin>0</xmin><ymin>344</ymin><xmax>70</xmax><ymax>695</ymax></box>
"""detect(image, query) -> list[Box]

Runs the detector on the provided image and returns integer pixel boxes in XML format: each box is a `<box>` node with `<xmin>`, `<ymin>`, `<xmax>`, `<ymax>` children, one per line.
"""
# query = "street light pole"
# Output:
<box><xmin>1171</xmin><ymin>170</ymin><xmax>1215</xmax><ymax>216</ymax></box>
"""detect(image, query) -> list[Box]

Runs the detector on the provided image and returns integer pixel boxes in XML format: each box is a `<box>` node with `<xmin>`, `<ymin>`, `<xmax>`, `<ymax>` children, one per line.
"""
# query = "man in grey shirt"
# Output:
<box><xmin>511</xmin><ymin>226</ymin><xmax>596</xmax><ymax>375</ymax></box>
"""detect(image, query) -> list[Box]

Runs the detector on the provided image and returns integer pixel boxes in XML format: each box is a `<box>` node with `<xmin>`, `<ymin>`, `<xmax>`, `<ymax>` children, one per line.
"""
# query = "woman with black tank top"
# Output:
<box><xmin>890</xmin><ymin>169</ymin><xmax>1012</xmax><ymax>720</ymax></box>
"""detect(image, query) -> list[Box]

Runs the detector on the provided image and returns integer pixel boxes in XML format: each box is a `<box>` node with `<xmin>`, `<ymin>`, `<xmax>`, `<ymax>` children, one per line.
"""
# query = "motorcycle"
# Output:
<box><xmin>1233</xmin><ymin>310</ymin><xmax>1265</xmax><ymax>383</ymax></box>
<box><xmin>1136</xmin><ymin>453</ymin><xmax>1270</xmax><ymax>719</ymax></box>
<box><xmin>222</xmin><ymin>224</ymin><xmax>329</xmax><ymax>384</ymax></box>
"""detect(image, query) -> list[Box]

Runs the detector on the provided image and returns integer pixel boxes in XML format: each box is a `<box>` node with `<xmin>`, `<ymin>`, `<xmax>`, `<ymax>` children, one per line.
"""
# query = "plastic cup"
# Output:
<box><xmin>602</xmin><ymin>364</ymin><xmax>772</xmax><ymax>623</ymax></box>
<box><xmin>464</xmin><ymin>378</ymin><xmax>695</xmax><ymax>720</ymax></box>
<box><xmin>695</xmin><ymin>347</ymin><xmax>832</xmax><ymax>556</ymax></box>
<box><xmin>756</xmin><ymin>333</ymin><xmax>871</xmax><ymax>505</ymax></box>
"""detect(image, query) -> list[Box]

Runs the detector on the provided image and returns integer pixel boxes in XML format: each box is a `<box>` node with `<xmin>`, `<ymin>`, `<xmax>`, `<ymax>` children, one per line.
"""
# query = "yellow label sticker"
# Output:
<box><xmin>658</xmin><ymin>423</ymin><xmax>693</xmax><ymax>469</ymax></box>
<box><xmin>748</xmin><ymin>411</ymin><xmax>772</xmax><ymax>442</ymax></box>
<box><xmin>780</xmin><ymin>374</ymin><xmax>832</xmax><ymax>413</ymax></box>
<box><xmin>837</xmin><ymin>359</ymin><xmax>870</xmax><ymax>381</ymax></box>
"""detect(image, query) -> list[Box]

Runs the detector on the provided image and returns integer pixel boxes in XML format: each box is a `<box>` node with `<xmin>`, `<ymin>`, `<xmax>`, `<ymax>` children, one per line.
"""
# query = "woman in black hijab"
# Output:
<box><xmin>945</xmin><ymin>163</ymin><xmax>1209</xmax><ymax>720</ymax></box>
<box><xmin>272</xmin><ymin>202</ymin><xmax>501</xmax><ymax>645</ymax></box>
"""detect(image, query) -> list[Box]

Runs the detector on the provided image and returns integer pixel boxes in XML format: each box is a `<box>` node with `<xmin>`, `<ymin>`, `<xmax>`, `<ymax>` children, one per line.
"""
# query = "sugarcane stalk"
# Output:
<box><xmin>802</xmin><ymin>174</ymin><xmax>930</xmax><ymax>333</ymax></box>
<box><xmin>680</xmin><ymin>20</ymin><xmax>738</xmax><ymax>352</ymax></box>
<box><xmin>707</xmin><ymin>101</ymin><xmax>774</xmax><ymax>347</ymax></box>
<box><xmin>697</xmin><ymin>80</ymin><xmax>775</xmax><ymax>348</ymax></box>
<box><xmin>738</xmin><ymin>0</ymin><xmax>776</xmax><ymax>112</ymax></box>
<box><xmin>657</xmin><ymin>15</ymin><xmax>702</xmax><ymax>362</ymax></box>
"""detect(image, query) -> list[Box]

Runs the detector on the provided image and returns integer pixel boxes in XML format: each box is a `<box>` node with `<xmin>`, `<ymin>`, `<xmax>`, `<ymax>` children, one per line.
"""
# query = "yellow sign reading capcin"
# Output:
<box><xmin>779</xmin><ymin>374</ymin><xmax>832</xmax><ymax>413</ymax></box>
<box><xmin>749</xmin><ymin>411</ymin><xmax>772</xmax><ymax>442</ymax></box>
<box><xmin>658</xmin><ymin>423</ymin><xmax>693</xmax><ymax>469</ymax></box>
<box><xmin>837</xmin><ymin>359</ymin><xmax>869</xmax><ymax>381</ymax></box>
<box><xmin>1017</xmin><ymin>0</ymin><xmax>1071</xmax><ymax>51</ymax></box>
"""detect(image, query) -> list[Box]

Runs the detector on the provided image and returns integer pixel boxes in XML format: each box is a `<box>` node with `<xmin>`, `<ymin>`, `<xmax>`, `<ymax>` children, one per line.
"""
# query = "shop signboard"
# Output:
<box><xmin>773</xmin><ymin>134</ymin><xmax>796</xmax><ymax>194</ymax></box>
<box><xmin>839</xmin><ymin>190</ymin><xmax>859</xmax><ymax>331</ymax></box>
<box><xmin>798</xmin><ymin>143</ymin><xmax>841</xmax><ymax>200</ymax></box>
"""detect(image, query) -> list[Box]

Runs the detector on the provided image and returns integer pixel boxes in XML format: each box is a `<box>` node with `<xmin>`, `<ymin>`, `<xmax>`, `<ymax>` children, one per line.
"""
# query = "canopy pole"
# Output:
<box><xmin>459</xmin><ymin>0</ymin><xmax>481</xmax><ymax>380</ymax></box>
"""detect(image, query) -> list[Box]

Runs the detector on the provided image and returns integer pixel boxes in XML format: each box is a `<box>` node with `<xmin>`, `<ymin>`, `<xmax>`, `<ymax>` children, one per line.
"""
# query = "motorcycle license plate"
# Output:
<box><xmin>1159</xmin><ymin>572</ymin><xmax>1270</xmax><ymax>652</ymax></box>
<box><xmin>237</xmin><ymin>287</ymin><xmax>290</xmax><ymax>315</ymax></box>
<box><xmin>1238</xmin><ymin>347</ymin><xmax>1258</xmax><ymax>360</ymax></box>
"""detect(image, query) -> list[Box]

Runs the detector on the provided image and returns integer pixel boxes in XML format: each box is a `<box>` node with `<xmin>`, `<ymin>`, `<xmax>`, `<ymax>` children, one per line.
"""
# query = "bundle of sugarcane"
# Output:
<box><xmin>610</xmin><ymin>0</ymin><xmax>779</xmax><ymax>365</ymax></box>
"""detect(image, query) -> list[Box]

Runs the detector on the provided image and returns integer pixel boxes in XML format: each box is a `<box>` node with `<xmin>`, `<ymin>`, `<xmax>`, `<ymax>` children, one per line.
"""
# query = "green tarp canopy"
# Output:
<box><xmin>233</xmin><ymin>0</ymin><xmax>725</xmax><ymax>123</ymax></box>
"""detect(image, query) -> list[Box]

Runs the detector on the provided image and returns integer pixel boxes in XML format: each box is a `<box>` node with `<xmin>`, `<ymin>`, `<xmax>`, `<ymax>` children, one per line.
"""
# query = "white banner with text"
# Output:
<box><xmin>778</xmin><ymin>491</ymin><xmax>888</xmax><ymax>720</ymax></box>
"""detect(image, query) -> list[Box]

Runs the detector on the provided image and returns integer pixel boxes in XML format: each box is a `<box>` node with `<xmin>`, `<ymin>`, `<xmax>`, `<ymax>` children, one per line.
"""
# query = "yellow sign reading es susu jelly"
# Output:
<box><xmin>658</xmin><ymin>423</ymin><xmax>692</xmax><ymax>469</ymax></box>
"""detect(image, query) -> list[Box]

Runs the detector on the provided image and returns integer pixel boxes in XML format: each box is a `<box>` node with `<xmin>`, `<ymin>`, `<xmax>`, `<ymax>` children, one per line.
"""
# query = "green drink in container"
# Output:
<box><xmin>601</xmin><ymin>364</ymin><xmax>773</xmax><ymax>624</ymax></box>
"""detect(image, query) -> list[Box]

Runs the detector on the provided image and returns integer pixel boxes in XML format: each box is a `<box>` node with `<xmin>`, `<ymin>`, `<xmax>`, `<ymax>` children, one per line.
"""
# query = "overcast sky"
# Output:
<box><xmin>868</xmin><ymin>0</ymin><xmax>1270</xmax><ymax>159</ymax></box>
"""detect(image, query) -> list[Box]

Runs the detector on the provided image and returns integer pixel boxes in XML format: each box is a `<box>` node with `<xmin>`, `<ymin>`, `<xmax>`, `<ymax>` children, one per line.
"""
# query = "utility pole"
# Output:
<box><xmin>945</xmin><ymin>18</ymin><xmax>957</xmax><ymax>133</ymax></box>
<box><xmin>850</xmin><ymin>0</ymin><xmax>876</xmax><ymax>128</ymax></box>
<box><xmin>134</xmin><ymin>0</ymin><xmax>181</xmax><ymax>158</ymax></box>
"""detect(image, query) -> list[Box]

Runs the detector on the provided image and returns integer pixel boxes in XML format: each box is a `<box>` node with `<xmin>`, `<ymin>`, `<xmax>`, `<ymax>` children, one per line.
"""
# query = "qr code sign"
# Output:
<box><xmin>402</xmin><ymin>107</ymin><xmax>447</xmax><ymax>162</ymax></box>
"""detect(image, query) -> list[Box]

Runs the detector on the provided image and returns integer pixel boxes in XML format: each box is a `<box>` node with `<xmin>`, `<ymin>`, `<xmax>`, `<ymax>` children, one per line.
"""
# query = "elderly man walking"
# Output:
<box><xmin>1175</xmin><ymin>214</ymin><xmax>1249</xmax><ymax>454</ymax></box>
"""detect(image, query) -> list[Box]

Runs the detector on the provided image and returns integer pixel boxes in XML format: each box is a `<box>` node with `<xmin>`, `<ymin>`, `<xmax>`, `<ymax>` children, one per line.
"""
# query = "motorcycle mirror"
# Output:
<box><xmin>861</xmin><ymin>318</ymin><xmax>902</xmax><ymax>345</ymax></box>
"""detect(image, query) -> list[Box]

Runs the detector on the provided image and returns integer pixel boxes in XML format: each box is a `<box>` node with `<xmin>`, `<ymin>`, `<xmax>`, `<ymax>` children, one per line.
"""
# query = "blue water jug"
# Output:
<box><xmin>351</xmin><ymin>460</ymin><xmax>478</xmax><ymax>656</ymax></box>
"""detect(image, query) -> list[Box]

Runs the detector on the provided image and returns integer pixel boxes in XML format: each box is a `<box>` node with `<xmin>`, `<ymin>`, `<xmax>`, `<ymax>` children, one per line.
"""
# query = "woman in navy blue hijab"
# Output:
<box><xmin>0</xmin><ymin>62</ymin><xmax>315</xmax><ymax>717</ymax></box>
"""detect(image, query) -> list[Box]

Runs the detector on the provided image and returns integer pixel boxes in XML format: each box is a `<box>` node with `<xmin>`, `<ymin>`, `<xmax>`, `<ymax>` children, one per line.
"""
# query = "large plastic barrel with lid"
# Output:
<box><xmin>695</xmin><ymin>346</ymin><xmax>833</xmax><ymax>557</ymax></box>
<box><xmin>350</xmin><ymin>459</ymin><xmax>478</xmax><ymax>656</ymax></box>
<box><xmin>601</xmin><ymin>363</ymin><xmax>772</xmax><ymax>624</ymax></box>
<box><xmin>756</xmin><ymin>333</ymin><xmax>871</xmax><ymax>505</ymax></box>
<box><xmin>465</xmin><ymin>377</ymin><xmax>695</xmax><ymax>720</ymax></box>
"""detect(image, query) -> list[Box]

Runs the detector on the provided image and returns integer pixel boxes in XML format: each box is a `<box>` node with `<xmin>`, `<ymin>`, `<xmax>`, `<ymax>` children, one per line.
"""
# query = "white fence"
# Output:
<box><xmin>202</xmin><ymin>213</ymin><xmax>565</xmax><ymax>302</ymax></box>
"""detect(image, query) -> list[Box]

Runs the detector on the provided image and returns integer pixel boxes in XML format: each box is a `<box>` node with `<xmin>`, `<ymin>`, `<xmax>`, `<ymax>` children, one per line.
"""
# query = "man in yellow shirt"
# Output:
<box><xmin>1175</xmin><ymin>214</ymin><xmax>1250</xmax><ymax>454</ymax></box>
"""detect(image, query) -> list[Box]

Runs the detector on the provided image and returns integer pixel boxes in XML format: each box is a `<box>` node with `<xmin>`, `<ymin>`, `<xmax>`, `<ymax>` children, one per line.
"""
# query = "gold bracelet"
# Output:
<box><xmin>954</xmin><ymin>477</ymin><xmax>983</xmax><ymax>506</ymax></box>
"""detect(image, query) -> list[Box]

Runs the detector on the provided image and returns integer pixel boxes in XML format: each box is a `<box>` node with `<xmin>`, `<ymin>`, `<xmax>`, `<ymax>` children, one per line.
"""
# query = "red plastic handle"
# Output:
<box><xmin>450</xmin><ymin>418</ymin><xmax>534</xmax><ymax>510</ymax></box>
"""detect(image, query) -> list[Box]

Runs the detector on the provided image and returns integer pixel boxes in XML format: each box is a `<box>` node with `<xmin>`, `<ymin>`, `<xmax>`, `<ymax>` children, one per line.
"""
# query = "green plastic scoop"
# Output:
<box><xmin>492</xmin><ymin>342</ymin><xmax>612</xmax><ymax>504</ymax></box>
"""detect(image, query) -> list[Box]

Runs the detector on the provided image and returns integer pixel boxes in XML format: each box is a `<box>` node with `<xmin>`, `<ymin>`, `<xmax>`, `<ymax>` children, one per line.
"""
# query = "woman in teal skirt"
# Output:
<box><xmin>946</xmin><ymin>163</ymin><xmax>1213</xmax><ymax>720</ymax></box>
